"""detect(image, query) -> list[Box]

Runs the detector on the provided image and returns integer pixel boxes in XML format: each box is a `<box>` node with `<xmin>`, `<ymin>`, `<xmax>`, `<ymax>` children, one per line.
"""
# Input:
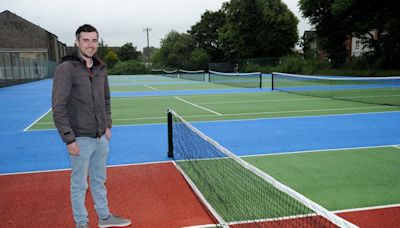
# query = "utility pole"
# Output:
<box><xmin>143</xmin><ymin>27</ymin><xmax>152</xmax><ymax>63</ymax></box>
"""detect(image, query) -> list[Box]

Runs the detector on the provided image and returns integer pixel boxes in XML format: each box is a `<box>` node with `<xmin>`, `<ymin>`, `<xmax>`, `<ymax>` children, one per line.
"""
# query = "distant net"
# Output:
<box><xmin>151</xmin><ymin>68</ymin><xmax>163</xmax><ymax>74</ymax></box>
<box><xmin>179</xmin><ymin>69</ymin><xmax>206</xmax><ymax>81</ymax></box>
<box><xmin>209</xmin><ymin>70</ymin><xmax>262</xmax><ymax>88</ymax></box>
<box><xmin>272</xmin><ymin>72</ymin><xmax>400</xmax><ymax>106</ymax></box>
<box><xmin>162</xmin><ymin>69</ymin><xmax>179</xmax><ymax>78</ymax></box>
<box><xmin>167</xmin><ymin>109</ymin><xmax>357</xmax><ymax>228</ymax></box>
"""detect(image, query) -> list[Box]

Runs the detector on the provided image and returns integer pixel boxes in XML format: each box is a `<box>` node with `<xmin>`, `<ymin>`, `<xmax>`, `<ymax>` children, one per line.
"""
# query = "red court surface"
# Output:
<box><xmin>1</xmin><ymin>162</ymin><xmax>399</xmax><ymax>227</ymax></box>
<box><xmin>0</xmin><ymin>162</ymin><xmax>215</xmax><ymax>228</ymax></box>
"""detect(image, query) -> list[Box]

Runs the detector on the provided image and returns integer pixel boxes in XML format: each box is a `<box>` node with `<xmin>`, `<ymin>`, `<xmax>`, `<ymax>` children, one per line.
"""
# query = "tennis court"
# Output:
<box><xmin>1</xmin><ymin>74</ymin><xmax>400</xmax><ymax>227</ymax></box>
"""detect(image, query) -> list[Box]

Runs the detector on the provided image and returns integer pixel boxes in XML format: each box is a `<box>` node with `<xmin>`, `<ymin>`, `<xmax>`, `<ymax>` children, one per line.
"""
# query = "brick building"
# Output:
<box><xmin>0</xmin><ymin>10</ymin><xmax>66</xmax><ymax>87</ymax></box>
<box><xmin>0</xmin><ymin>10</ymin><xmax>66</xmax><ymax>62</ymax></box>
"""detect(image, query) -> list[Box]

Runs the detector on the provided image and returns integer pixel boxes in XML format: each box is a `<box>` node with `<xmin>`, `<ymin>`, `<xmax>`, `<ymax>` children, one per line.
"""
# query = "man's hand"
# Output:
<box><xmin>67</xmin><ymin>142</ymin><xmax>80</xmax><ymax>156</ymax></box>
<box><xmin>105</xmin><ymin>128</ymin><xmax>112</xmax><ymax>141</ymax></box>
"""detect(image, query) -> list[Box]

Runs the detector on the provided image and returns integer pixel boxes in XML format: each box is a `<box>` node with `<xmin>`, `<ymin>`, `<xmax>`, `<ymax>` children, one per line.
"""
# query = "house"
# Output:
<box><xmin>302</xmin><ymin>30</ymin><xmax>327</xmax><ymax>59</ymax></box>
<box><xmin>348</xmin><ymin>30</ymin><xmax>377</xmax><ymax>57</ymax></box>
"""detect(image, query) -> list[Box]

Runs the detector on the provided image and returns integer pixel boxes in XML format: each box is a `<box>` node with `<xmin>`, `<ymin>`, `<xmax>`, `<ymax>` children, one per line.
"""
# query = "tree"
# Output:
<box><xmin>103</xmin><ymin>48</ymin><xmax>119</xmax><ymax>69</ymax></box>
<box><xmin>110</xmin><ymin>60</ymin><xmax>148</xmax><ymax>75</ymax></box>
<box><xmin>118</xmin><ymin>42</ymin><xmax>140</xmax><ymax>61</ymax></box>
<box><xmin>299</xmin><ymin>0</ymin><xmax>352</xmax><ymax>58</ymax></box>
<box><xmin>152</xmin><ymin>30</ymin><xmax>210</xmax><ymax>70</ymax></box>
<box><xmin>189</xmin><ymin>10</ymin><xmax>226</xmax><ymax>62</ymax></box>
<box><xmin>96</xmin><ymin>39</ymin><xmax>108</xmax><ymax>60</ymax></box>
<box><xmin>219</xmin><ymin>0</ymin><xmax>298</xmax><ymax>60</ymax></box>
<box><xmin>299</xmin><ymin>0</ymin><xmax>400</xmax><ymax>68</ymax></box>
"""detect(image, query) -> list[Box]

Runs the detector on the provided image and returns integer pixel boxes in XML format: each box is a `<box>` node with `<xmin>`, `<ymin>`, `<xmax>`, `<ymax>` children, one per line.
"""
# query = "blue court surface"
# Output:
<box><xmin>1</xmin><ymin>78</ymin><xmax>399</xmax><ymax>174</ymax></box>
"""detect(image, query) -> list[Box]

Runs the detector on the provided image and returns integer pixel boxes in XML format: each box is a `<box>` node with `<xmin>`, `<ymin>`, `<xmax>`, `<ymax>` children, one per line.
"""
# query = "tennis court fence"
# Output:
<box><xmin>0</xmin><ymin>53</ymin><xmax>57</xmax><ymax>88</ymax></box>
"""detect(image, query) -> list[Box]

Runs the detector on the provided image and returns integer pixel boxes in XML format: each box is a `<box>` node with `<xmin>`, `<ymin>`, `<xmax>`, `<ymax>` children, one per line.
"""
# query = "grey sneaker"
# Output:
<box><xmin>98</xmin><ymin>214</ymin><xmax>131</xmax><ymax>227</ymax></box>
<box><xmin>76</xmin><ymin>224</ymin><xmax>88</xmax><ymax>228</ymax></box>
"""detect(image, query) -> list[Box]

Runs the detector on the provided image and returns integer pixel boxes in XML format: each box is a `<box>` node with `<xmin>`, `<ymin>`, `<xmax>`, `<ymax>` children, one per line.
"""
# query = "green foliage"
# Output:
<box><xmin>271</xmin><ymin>55</ymin><xmax>331</xmax><ymax>75</ymax></box>
<box><xmin>109</xmin><ymin>60</ymin><xmax>149</xmax><ymax>75</ymax></box>
<box><xmin>189</xmin><ymin>10</ymin><xmax>226</xmax><ymax>62</ymax></box>
<box><xmin>219</xmin><ymin>0</ymin><xmax>298</xmax><ymax>60</ymax></box>
<box><xmin>152</xmin><ymin>30</ymin><xmax>210</xmax><ymax>70</ymax></box>
<box><xmin>118</xmin><ymin>42</ymin><xmax>140</xmax><ymax>61</ymax></box>
<box><xmin>244</xmin><ymin>63</ymin><xmax>272</xmax><ymax>74</ymax></box>
<box><xmin>190</xmin><ymin>48</ymin><xmax>210</xmax><ymax>70</ymax></box>
<box><xmin>299</xmin><ymin>0</ymin><xmax>400</xmax><ymax>69</ymax></box>
<box><xmin>103</xmin><ymin>48</ymin><xmax>119</xmax><ymax>69</ymax></box>
<box><xmin>97</xmin><ymin>39</ymin><xmax>108</xmax><ymax>60</ymax></box>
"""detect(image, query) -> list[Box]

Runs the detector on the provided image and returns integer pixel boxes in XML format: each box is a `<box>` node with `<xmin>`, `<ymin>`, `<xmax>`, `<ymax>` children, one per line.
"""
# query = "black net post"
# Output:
<box><xmin>259</xmin><ymin>73</ymin><xmax>262</xmax><ymax>89</ymax></box>
<box><xmin>271</xmin><ymin>72</ymin><xmax>275</xmax><ymax>90</ymax></box>
<box><xmin>167</xmin><ymin>110</ymin><xmax>174</xmax><ymax>158</ymax></box>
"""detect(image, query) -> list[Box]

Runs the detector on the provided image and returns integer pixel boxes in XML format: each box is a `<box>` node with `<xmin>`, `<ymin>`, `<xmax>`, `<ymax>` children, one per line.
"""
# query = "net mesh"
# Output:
<box><xmin>272</xmin><ymin>72</ymin><xmax>400</xmax><ymax>106</ymax></box>
<box><xmin>162</xmin><ymin>69</ymin><xmax>179</xmax><ymax>78</ymax></box>
<box><xmin>168</xmin><ymin>109</ymin><xmax>357</xmax><ymax>228</ymax></box>
<box><xmin>209</xmin><ymin>70</ymin><xmax>262</xmax><ymax>88</ymax></box>
<box><xmin>179</xmin><ymin>69</ymin><xmax>206</xmax><ymax>81</ymax></box>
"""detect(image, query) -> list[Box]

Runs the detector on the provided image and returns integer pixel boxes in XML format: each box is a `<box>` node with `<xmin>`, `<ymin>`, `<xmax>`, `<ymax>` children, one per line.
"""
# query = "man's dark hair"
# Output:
<box><xmin>75</xmin><ymin>24</ymin><xmax>98</xmax><ymax>39</ymax></box>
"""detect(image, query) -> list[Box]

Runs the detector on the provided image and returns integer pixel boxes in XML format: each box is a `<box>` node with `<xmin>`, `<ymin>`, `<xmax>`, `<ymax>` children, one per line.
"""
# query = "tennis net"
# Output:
<box><xmin>167</xmin><ymin>109</ymin><xmax>357</xmax><ymax>228</ymax></box>
<box><xmin>151</xmin><ymin>68</ymin><xmax>163</xmax><ymax>74</ymax></box>
<box><xmin>272</xmin><ymin>72</ymin><xmax>400</xmax><ymax>106</ymax></box>
<box><xmin>179</xmin><ymin>69</ymin><xmax>206</xmax><ymax>81</ymax></box>
<box><xmin>209</xmin><ymin>70</ymin><xmax>262</xmax><ymax>88</ymax></box>
<box><xmin>162</xmin><ymin>69</ymin><xmax>179</xmax><ymax>78</ymax></box>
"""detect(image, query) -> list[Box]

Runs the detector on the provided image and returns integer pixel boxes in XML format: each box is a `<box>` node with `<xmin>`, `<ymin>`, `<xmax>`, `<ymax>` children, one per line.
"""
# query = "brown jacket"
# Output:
<box><xmin>52</xmin><ymin>53</ymin><xmax>112</xmax><ymax>144</ymax></box>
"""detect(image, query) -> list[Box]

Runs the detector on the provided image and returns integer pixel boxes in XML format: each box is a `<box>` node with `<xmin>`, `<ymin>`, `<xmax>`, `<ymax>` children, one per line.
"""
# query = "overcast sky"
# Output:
<box><xmin>1</xmin><ymin>0</ymin><xmax>311</xmax><ymax>50</ymax></box>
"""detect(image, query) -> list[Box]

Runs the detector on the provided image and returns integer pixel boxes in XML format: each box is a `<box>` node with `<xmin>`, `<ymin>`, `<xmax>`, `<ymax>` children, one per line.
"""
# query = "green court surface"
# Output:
<box><xmin>110</xmin><ymin>82</ymin><xmax>236</xmax><ymax>92</ymax></box>
<box><xmin>244</xmin><ymin>146</ymin><xmax>400</xmax><ymax>211</ymax></box>
<box><xmin>31</xmin><ymin>91</ymin><xmax>400</xmax><ymax>130</ymax></box>
<box><xmin>30</xmin><ymin>74</ymin><xmax>400</xmax><ymax>130</ymax></box>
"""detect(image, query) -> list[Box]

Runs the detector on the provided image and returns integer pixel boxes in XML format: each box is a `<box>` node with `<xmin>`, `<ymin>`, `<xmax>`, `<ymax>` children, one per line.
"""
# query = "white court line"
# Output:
<box><xmin>333</xmin><ymin>203</ymin><xmax>400</xmax><ymax>214</ymax></box>
<box><xmin>23</xmin><ymin>108</ymin><xmax>52</xmax><ymax>132</ymax></box>
<box><xmin>175</xmin><ymin>96</ymin><xmax>222</xmax><ymax>116</ymax></box>
<box><xmin>197</xmin><ymin>97</ymin><xmax>328</xmax><ymax>105</ymax></box>
<box><xmin>182</xmin><ymin>225</ymin><xmax>217</xmax><ymax>228</ymax></box>
<box><xmin>0</xmin><ymin>160</ymin><xmax>173</xmax><ymax>176</ymax></box>
<box><xmin>27</xmin><ymin>109</ymin><xmax>400</xmax><ymax>130</ymax></box>
<box><xmin>143</xmin><ymin>84</ymin><xmax>158</xmax><ymax>91</ymax></box>
<box><xmin>129</xmin><ymin>79</ymin><xmax>158</xmax><ymax>91</ymax></box>
<box><xmin>241</xmin><ymin>144</ymin><xmax>400</xmax><ymax>159</ymax></box>
<box><xmin>393</xmin><ymin>145</ymin><xmax>400</xmax><ymax>149</ymax></box>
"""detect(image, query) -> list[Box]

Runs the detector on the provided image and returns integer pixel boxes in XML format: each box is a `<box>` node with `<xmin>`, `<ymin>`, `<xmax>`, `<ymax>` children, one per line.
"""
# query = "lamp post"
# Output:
<box><xmin>143</xmin><ymin>27</ymin><xmax>152</xmax><ymax>63</ymax></box>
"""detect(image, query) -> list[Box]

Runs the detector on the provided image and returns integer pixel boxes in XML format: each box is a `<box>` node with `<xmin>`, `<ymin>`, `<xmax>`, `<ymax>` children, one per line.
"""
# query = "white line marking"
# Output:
<box><xmin>31</xmin><ymin>109</ymin><xmax>400</xmax><ymax>129</ymax></box>
<box><xmin>143</xmin><ymin>84</ymin><xmax>158</xmax><ymax>91</ymax></box>
<box><xmin>197</xmin><ymin>97</ymin><xmax>329</xmax><ymax>105</ymax></box>
<box><xmin>129</xmin><ymin>79</ymin><xmax>158</xmax><ymax>90</ymax></box>
<box><xmin>182</xmin><ymin>224</ymin><xmax>217</xmax><ymax>228</ymax></box>
<box><xmin>23</xmin><ymin>108</ymin><xmax>52</xmax><ymax>132</ymax></box>
<box><xmin>0</xmin><ymin>160</ymin><xmax>173</xmax><ymax>176</ymax></box>
<box><xmin>241</xmin><ymin>144</ymin><xmax>400</xmax><ymax>158</ymax></box>
<box><xmin>333</xmin><ymin>203</ymin><xmax>400</xmax><ymax>214</ymax></box>
<box><xmin>393</xmin><ymin>145</ymin><xmax>400</xmax><ymax>149</ymax></box>
<box><xmin>175</xmin><ymin>96</ymin><xmax>222</xmax><ymax>116</ymax></box>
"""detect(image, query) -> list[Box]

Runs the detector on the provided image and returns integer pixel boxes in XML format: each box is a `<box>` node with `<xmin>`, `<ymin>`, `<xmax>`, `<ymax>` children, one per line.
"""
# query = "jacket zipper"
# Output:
<box><xmin>87</xmin><ymin>66</ymin><xmax>101</xmax><ymax>137</ymax></box>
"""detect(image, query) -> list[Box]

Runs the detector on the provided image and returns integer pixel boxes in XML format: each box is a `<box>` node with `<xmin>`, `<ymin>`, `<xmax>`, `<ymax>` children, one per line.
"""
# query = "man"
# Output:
<box><xmin>52</xmin><ymin>24</ymin><xmax>131</xmax><ymax>228</ymax></box>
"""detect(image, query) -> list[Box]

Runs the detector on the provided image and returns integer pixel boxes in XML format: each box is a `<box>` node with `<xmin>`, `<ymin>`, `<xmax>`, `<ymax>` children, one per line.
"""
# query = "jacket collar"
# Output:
<box><xmin>61</xmin><ymin>52</ymin><xmax>105</xmax><ymax>68</ymax></box>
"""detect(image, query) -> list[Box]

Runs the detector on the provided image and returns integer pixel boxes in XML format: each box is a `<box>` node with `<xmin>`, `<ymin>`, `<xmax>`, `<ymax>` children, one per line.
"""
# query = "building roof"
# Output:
<box><xmin>0</xmin><ymin>10</ymin><xmax>66</xmax><ymax>46</ymax></box>
<box><xmin>303</xmin><ymin>30</ymin><xmax>317</xmax><ymax>40</ymax></box>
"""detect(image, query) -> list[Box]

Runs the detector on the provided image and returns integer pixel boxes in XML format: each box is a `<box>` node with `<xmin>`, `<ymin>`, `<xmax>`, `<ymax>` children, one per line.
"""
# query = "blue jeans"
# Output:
<box><xmin>70</xmin><ymin>135</ymin><xmax>110</xmax><ymax>225</ymax></box>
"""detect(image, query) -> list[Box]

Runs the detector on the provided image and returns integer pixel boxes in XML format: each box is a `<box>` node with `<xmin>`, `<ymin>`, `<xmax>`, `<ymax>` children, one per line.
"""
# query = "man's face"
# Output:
<box><xmin>75</xmin><ymin>31</ymin><xmax>98</xmax><ymax>59</ymax></box>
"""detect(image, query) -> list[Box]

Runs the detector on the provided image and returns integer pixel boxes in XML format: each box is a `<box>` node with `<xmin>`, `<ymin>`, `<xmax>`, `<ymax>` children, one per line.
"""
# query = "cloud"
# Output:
<box><xmin>1</xmin><ymin>0</ymin><xmax>310</xmax><ymax>50</ymax></box>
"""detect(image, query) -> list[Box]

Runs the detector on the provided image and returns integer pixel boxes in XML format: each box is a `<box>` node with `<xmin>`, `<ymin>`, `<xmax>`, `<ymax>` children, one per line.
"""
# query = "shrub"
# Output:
<box><xmin>109</xmin><ymin>60</ymin><xmax>149</xmax><ymax>75</ymax></box>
